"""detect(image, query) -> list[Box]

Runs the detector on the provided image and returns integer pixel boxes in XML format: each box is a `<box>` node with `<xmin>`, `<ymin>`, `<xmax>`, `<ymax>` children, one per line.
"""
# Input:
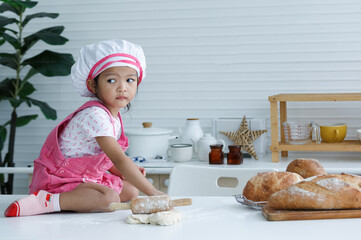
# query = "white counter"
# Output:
<box><xmin>2</xmin><ymin>152</ymin><xmax>361</xmax><ymax>175</ymax></box>
<box><xmin>139</xmin><ymin>152</ymin><xmax>361</xmax><ymax>174</ymax></box>
<box><xmin>0</xmin><ymin>195</ymin><xmax>359</xmax><ymax>240</ymax></box>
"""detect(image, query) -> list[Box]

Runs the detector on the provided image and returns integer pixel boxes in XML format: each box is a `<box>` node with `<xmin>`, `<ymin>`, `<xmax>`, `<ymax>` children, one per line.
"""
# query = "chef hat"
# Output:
<box><xmin>71</xmin><ymin>39</ymin><xmax>146</xmax><ymax>97</ymax></box>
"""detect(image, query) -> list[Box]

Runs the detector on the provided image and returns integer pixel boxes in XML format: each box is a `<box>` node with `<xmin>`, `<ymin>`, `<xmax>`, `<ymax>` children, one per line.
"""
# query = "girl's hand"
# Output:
<box><xmin>108</xmin><ymin>164</ymin><xmax>145</xmax><ymax>179</ymax></box>
<box><xmin>148</xmin><ymin>189</ymin><xmax>167</xmax><ymax>196</ymax></box>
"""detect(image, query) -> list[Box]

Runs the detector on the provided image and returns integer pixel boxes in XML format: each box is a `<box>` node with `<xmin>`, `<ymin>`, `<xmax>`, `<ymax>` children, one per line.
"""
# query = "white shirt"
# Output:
<box><xmin>59</xmin><ymin>105</ymin><xmax>121</xmax><ymax>158</ymax></box>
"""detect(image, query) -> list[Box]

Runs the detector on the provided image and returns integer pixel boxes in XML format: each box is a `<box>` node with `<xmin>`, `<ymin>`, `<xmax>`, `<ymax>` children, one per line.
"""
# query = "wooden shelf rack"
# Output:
<box><xmin>268</xmin><ymin>93</ymin><xmax>361</xmax><ymax>162</ymax></box>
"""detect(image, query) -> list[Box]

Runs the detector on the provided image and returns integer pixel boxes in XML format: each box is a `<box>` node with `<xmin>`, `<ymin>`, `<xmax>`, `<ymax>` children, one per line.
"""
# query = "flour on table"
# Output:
<box><xmin>126</xmin><ymin>210</ymin><xmax>182</xmax><ymax>226</ymax></box>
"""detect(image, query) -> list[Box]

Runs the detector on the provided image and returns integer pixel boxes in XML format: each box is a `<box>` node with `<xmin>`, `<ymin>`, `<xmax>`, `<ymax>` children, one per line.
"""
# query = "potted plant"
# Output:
<box><xmin>0</xmin><ymin>0</ymin><xmax>75</xmax><ymax>194</ymax></box>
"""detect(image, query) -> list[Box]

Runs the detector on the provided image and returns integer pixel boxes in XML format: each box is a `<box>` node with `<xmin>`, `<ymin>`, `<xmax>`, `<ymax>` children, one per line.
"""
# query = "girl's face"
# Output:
<box><xmin>87</xmin><ymin>66</ymin><xmax>138</xmax><ymax>117</ymax></box>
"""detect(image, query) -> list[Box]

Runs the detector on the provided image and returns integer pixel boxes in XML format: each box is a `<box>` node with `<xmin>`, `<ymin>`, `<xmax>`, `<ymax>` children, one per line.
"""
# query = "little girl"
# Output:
<box><xmin>4</xmin><ymin>39</ymin><xmax>165</xmax><ymax>217</ymax></box>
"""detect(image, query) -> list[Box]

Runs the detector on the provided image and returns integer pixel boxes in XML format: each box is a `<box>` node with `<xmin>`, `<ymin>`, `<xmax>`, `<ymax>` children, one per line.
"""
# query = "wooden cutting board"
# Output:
<box><xmin>262</xmin><ymin>205</ymin><xmax>361</xmax><ymax>221</ymax></box>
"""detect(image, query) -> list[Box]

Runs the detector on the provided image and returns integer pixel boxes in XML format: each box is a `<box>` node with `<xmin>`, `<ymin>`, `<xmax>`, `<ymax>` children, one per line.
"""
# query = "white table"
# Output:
<box><xmin>0</xmin><ymin>195</ymin><xmax>359</xmax><ymax>240</ymax></box>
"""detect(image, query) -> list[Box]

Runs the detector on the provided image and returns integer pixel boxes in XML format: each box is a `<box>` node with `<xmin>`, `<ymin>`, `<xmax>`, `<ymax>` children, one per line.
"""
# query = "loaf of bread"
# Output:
<box><xmin>242</xmin><ymin>171</ymin><xmax>303</xmax><ymax>202</ymax></box>
<box><xmin>268</xmin><ymin>173</ymin><xmax>361</xmax><ymax>210</ymax></box>
<box><xmin>286</xmin><ymin>158</ymin><xmax>326</xmax><ymax>179</ymax></box>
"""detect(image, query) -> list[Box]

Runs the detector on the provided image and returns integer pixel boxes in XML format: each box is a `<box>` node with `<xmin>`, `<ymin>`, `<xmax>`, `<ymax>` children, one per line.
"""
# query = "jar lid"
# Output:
<box><xmin>125</xmin><ymin>125</ymin><xmax>172</xmax><ymax>136</ymax></box>
<box><xmin>210</xmin><ymin>144</ymin><xmax>223</xmax><ymax>149</ymax></box>
<box><xmin>228</xmin><ymin>145</ymin><xmax>241</xmax><ymax>149</ymax></box>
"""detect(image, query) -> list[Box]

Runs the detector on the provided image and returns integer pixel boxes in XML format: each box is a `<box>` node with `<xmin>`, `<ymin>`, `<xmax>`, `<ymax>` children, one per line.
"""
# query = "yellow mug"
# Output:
<box><xmin>320</xmin><ymin>123</ymin><xmax>347</xmax><ymax>143</ymax></box>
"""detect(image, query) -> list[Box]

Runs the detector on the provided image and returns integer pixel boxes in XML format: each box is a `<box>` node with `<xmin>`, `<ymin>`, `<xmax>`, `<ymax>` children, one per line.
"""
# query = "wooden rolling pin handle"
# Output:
<box><xmin>109</xmin><ymin>202</ymin><xmax>131</xmax><ymax>211</ymax></box>
<box><xmin>170</xmin><ymin>198</ymin><xmax>192</xmax><ymax>207</ymax></box>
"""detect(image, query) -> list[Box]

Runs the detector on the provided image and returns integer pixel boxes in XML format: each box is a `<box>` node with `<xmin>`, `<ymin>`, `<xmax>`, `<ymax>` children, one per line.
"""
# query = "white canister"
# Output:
<box><xmin>125</xmin><ymin>123</ymin><xmax>176</xmax><ymax>159</ymax></box>
<box><xmin>179</xmin><ymin>118</ymin><xmax>204</xmax><ymax>152</ymax></box>
<box><xmin>193</xmin><ymin>134</ymin><xmax>225</xmax><ymax>161</ymax></box>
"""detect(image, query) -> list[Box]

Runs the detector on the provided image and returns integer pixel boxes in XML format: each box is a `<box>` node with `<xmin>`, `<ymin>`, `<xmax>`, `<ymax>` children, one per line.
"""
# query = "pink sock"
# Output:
<box><xmin>4</xmin><ymin>190</ymin><xmax>61</xmax><ymax>217</ymax></box>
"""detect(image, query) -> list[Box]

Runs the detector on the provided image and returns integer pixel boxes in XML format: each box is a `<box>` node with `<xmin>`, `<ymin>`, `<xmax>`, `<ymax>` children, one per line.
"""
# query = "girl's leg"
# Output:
<box><xmin>4</xmin><ymin>190</ymin><xmax>61</xmax><ymax>217</ymax></box>
<box><xmin>4</xmin><ymin>182</ymin><xmax>120</xmax><ymax>217</ymax></box>
<box><xmin>119</xmin><ymin>180</ymin><xmax>139</xmax><ymax>202</ymax></box>
<box><xmin>60</xmin><ymin>182</ymin><xmax>120</xmax><ymax>212</ymax></box>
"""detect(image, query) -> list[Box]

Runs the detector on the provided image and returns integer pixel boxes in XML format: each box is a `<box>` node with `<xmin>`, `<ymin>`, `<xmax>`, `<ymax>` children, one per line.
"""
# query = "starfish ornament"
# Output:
<box><xmin>220</xmin><ymin>116</ymin><xmax>267</xmax><ymax>160</ymax></box>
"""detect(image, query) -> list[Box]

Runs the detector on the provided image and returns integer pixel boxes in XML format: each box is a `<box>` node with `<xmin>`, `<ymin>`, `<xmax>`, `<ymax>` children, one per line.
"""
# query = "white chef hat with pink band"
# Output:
<box><xmin>71</xmin><ymin>39</ymin><xmax>146</xmax><ymax>97</ymax></box>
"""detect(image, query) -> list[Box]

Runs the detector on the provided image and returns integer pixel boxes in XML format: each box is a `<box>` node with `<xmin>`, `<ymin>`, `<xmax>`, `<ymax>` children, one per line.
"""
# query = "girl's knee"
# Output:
<box><xmin>127</xmin><ymin>186</ymin><xmax>139</xmax><ymax>200</ymax></box>
<box><xmin>103</xmin><ymin>189</ymin><xmax>121</xmax><ymax>207</ymax></box>
<box><xmin>120</xmin><ymin>184</ymin><xmax>139</xmax><ymax>202</ymax></box>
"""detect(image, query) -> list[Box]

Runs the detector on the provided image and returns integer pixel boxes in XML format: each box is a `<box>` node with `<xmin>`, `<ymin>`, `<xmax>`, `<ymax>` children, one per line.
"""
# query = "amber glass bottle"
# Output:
<box><xmin>227</xmin><ymin>145</ymin><xmax>243</xmax><ymax>165</ymax></box>
<box><xmin>209</xmin><ymin>144</ymin><xmax>224</xmax><ymax>164</ymax></box>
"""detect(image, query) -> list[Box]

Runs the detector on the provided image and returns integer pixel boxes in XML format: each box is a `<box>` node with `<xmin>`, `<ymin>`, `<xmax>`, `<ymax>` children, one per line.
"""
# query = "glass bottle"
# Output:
<box><xmin>227</xmin><ymin>145</ymin><xmax>243</xmax><ymax>165</ymax></box>
<box><xmin>209</xmin><ymin>144</ymin><xmax>224</xmax><ymax>164</ymax></box>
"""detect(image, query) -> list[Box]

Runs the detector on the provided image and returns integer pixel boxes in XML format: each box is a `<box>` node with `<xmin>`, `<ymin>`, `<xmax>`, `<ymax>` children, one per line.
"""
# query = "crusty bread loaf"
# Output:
<box><xmin>286</xmin><ymin>158</ymin><xmax>326</xmax><ymax>179</ymax></box>
<box><xmin>242</xmin><ymin>171</ymin><xmax>303</xmax><ymax>202</ymax></box>
<box><xmin>268</xmin><ymin>173</ymin><xmax>361</xmax><ymax>210</ymax></box>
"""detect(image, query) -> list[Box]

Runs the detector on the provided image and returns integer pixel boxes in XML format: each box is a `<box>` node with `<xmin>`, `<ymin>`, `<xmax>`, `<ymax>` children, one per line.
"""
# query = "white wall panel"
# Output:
<box><xmin>1</xmin><ymin>0</ymin><xmax>361</xmax><ymax>193</ymax></box>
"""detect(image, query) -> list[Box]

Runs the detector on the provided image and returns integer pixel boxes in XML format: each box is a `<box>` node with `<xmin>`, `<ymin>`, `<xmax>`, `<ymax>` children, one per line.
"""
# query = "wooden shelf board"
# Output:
<box><xmin>269</xmin><ymin>93</ymin><xmax>361</xmax><ymax>102</ymax></box>
<box><xmin>277</xmin><ymin>140</ymin><xmax>361</xmax><ymax>151</ymax></box>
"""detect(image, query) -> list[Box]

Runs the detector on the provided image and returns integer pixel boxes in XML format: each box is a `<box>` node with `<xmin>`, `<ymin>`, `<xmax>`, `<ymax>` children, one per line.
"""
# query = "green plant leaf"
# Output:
<box><xmin>24</xmin><ymin>97</ymin><xmax>31</xmax><ymax>107</ymax></box>
<box><xmin>9</xmin><ymin>97</ymin><xmax>24</xmax><ymax>108</ymax></box>
<box><xmin>0</xmin><ymin>53</ymin><xmax>18</xmax><ymax>69</ymax></box>
<box><xmin>1</xmin><ymin>0</ymin><xmax>37</xmax><ymax>9</ymax></box>
<box><xmin>34</xmin><ymin>26</ymin><xmax>68</xmax><ymax>44</ymax></box>
<box><xmin>26</xmin><ymin>97</ymin><xmax>57</xmax><ymax>120</ymax></box>
<box><xmin>15</xmin><ymin>114</ymin><xmax>38</xmax><ymax>127</ymax></box>
<box><xmin>2</xmin><ymin>26</ymin><xmax>17</xmax><ymax>35</ymax></box>
<box><xmin>0</xmin><ymin>78</ymin><xmax>16</xmax><ymax>99</ymax></box>
<box><xmin>19</xmin><ymin>81</ymin><xmax>35</xmax><ymax>97</ymax></box>
<box><xmin>0</xmin><ymin>2</ymin><xmax>19</xmax><ymax>14</ymax></box>
<box><xmin>0</xmin><ymin>125</ymin><xmax>7</xmax><ymax>152</ymax></box>
<box><xmin>0</xmin><ymin>15</ymin><xmax>17</xmax><ymax>28</ymax></box>
<box><xmin>1</xmin><ymin>32</ymin><xmax>20</xmax><ymax>49</ymax></box>
<box><xmin>22</xmin><ymin>50</ymin><xmax>74</xmax><ymax>76</ymax></box>
<box><xmin>22</xmin><ymin>12</ymin><xmax>58</xmax><ymax>27</ymax></box>
<box><xmin>1</xmin><ymin>0</ymin><xmax>36</xmax><ymax>18</ymax></box>
<box><xmin>23</xmin><ymin>68</ymin><xmax>38</xmax><ymax>82</ymax></box>
<box><xmin>22</xmin><ymin>26</ymin><xmax>68</xmax><ymax>53</ymax></box>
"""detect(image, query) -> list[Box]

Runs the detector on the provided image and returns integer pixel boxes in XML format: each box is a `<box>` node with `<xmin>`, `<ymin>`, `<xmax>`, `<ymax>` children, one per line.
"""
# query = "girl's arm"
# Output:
<box><xmin>108</xmin><ymin>165</ymin><xmax>146</xmax><ymax>180</ymax></box>
<box><xmin>96</xmin><ymin>136</ymin><xmax>165</xmax><ymax>196</ymax></box>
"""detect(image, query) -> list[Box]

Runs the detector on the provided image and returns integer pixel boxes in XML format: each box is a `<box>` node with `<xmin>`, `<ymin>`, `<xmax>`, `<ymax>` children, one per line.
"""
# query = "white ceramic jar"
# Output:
<box><xmin>194</xmin><ymin>134</ymin><xmax>225</xmax><ymax>161</ymax></box>
<box><xmin>179</xmin><ymin>118</ymin><xmax>204</xmax><ymax>152</ymax></box>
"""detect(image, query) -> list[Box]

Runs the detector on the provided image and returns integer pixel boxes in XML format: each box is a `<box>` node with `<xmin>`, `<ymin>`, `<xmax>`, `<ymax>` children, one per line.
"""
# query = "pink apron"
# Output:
<box><xmin>29</xmin><ymin>101</ymin><xmax>129</xmax><ymax>194</ymax></box>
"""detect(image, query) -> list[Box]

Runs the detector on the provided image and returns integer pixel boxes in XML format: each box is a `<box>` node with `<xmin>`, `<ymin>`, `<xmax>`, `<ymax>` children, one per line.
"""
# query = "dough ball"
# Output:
<box><xmin>126</xmin><ymin>210</ymin><xmax>182</xmax><ymax>226</ymax></box>
<box><xmin>149</xmin><ymin>210</ymin><xmax>182</xmax><ymax>226</ymax></box>
<box><xmin>126</xmin><ymin>214</ymin><xmax>150</xmax><ymax>224</ymax></box>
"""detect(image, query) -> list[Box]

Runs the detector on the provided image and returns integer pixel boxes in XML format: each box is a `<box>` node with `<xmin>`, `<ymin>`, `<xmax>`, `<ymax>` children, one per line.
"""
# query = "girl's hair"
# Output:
<box><xmin>93</xmin><ymin>75</ymin><xmax>135</xmax><ymax>112</ymax></box>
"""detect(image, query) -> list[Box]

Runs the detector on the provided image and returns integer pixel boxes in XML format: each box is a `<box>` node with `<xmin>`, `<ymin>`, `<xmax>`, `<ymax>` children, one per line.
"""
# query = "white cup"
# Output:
<box><xmin>168</xmin><ymin>143</ymin><xmax>193</xmax><ymax>162</ymax></box>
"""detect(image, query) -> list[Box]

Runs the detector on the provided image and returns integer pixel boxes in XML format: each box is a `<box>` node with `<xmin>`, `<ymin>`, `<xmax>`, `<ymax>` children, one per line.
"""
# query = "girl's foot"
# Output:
<box><xmin>4</xmin><ymin>190</ymin><xmax>60</xmax><ymax>217</ymax></box>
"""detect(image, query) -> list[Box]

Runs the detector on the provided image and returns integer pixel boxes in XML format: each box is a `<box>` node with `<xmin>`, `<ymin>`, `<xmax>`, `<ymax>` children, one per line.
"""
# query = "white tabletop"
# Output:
<box><xmin>0</xmin><ymin>195</ymin><xmax>359</xmax><ymax>240</ymax></box>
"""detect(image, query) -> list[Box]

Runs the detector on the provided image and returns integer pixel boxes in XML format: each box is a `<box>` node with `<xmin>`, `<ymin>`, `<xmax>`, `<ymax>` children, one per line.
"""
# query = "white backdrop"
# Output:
<box><xmin>1</xmin><ymin>0</ymin><xmax>361</xmax><ymax>193</ymax></box>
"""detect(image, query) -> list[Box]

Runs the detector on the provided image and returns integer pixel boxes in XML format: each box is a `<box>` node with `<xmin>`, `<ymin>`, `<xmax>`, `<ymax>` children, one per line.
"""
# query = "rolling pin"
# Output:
<box><xmin>108</xmin><ymin>196</ymin><xmax>192</xmax><ymax>214</ymax></box>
